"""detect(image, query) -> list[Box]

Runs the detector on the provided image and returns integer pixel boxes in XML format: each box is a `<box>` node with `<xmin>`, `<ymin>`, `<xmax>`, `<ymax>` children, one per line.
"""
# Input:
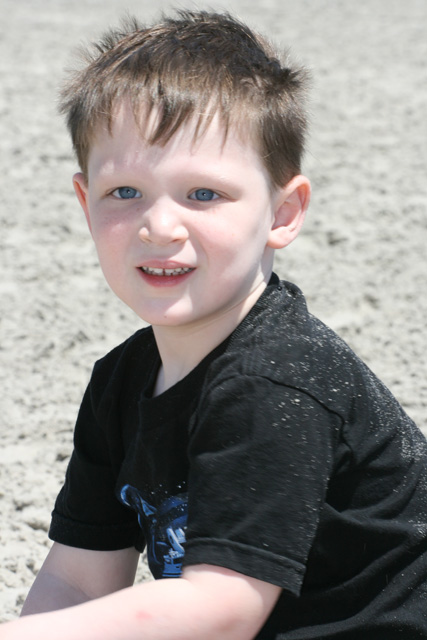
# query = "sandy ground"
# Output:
<box><xmin>1</xmin><ymin>0</ymin><xmax>426</xmax><ymax>622</ymax></box>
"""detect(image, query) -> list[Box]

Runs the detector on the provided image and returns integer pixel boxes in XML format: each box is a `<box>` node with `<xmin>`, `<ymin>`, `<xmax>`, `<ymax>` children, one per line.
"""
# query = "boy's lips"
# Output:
<box><xmin>137</xmin><ymin>262</ymin><xmax>196</xmax><ymax>286</ymax></box>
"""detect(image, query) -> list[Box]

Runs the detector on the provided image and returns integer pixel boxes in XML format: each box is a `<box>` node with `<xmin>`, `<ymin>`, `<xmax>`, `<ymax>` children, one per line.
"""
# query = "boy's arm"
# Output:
<box><xmin>20</xmin><ymin>542</ymin><xmax>140</xmax><ymax>615</ymax></box>
<box><xmin>5</xmin><ymin>558</ymin><xmax>280</xmax><ymax>640</ymax></box>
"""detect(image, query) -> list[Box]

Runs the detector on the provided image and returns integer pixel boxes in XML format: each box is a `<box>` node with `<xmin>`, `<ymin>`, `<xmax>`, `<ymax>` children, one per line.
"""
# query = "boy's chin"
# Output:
<box><xmin>131</xmin><ymin>303</ymin><xmax>198</xmax><ymax>329</ymax></box>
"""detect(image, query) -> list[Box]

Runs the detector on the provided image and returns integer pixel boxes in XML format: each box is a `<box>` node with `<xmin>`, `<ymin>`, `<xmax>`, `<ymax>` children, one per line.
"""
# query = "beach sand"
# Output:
<box><xmin>1</xmin><ymin>0</ymin><xmax>426</xmax><ymax>620</ymax></box>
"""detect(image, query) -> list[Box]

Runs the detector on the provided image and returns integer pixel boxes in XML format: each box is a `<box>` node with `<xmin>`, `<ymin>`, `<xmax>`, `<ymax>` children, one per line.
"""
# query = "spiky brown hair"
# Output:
<box><xmin>60</xmin><ymin>10</ymin><xmax>309</xmax><ymax>186</ymax></box>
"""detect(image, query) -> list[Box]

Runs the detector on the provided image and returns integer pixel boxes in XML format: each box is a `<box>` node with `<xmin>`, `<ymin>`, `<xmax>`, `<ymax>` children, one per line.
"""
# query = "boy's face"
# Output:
<box><xmin>74</xmin><ymin>103</ymin><xmax>308</xmax><ymax>332</ymax></box>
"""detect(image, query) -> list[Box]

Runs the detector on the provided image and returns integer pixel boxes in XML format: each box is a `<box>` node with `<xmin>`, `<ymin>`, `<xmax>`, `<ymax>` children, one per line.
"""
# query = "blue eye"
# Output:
<box><xmin>112</xmin><ymin>187</ymin><xmax>142</xmax><ymax>199</ymax></box>
<box><xmin>189</xmin><ymin>189</ymin><xmax>219</xmax><ymax>202</ymax></box>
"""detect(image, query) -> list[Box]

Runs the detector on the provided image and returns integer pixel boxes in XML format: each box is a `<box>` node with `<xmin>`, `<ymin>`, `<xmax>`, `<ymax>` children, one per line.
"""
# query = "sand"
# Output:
<box><xmin>1</xmin><ymin>0</ymin><xmax>426</xmax><ymax>621</ymax></box>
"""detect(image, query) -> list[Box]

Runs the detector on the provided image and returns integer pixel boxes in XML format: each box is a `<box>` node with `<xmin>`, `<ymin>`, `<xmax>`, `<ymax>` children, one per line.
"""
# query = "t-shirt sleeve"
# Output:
<box><xmin>183</xmin><ymin>375</ymin><xmax>341</xmax><ymax>596</ymax></box>
<box><xmin>49</xmin><ymin>361</ymin><xmax>142</xmax><ymax>552</ymax></box>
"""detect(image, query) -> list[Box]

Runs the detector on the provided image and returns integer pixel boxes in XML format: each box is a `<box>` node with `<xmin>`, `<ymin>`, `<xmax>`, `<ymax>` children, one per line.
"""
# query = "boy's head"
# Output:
<box><xmin>60</xmin><ymin>10</ymin><xmax>309</xmax><ymax>189</ymax></box>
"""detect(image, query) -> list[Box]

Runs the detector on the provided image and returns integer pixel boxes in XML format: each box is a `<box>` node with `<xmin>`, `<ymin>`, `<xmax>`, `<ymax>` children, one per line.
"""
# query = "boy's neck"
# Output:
<box><xmin>151</xmin><ymin>279</ymin><xmax>268</xmax><ymax>396</ymax></box>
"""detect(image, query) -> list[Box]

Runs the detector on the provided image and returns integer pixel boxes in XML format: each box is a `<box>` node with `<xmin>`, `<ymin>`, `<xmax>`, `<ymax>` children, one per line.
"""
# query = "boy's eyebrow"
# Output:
<box><xmin>92</xmin><ymin>166</ymin><xmax>244</xmax><ymax>189</ymax></box>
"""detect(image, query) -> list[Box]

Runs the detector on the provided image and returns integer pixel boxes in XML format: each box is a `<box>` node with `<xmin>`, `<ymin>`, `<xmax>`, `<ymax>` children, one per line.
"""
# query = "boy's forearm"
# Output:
<box><xmin>5</xmin><ymin>581</ymin><xmax>233</xmax><ymax>640</ymax></box>
<box><xmin>2</xmin><ymin>566</ymin><xmax>276</xmax><ymax>640</ymax></box>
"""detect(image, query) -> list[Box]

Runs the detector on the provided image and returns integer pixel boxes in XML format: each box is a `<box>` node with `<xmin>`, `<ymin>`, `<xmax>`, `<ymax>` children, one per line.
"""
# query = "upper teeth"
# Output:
<box><xmin>142</xmin><ymin>267</ymin><xmax>193</xmax><ymax>276</ymax></box>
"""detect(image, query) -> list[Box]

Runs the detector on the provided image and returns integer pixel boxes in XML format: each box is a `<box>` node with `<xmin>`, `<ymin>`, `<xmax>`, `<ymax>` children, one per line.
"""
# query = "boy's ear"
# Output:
<box><xmin>73</xmin><ymin>172</ymin><xmax>92</xmax><ymax>233</ymax></box>
<box><xmin>267</xmin><ymin>175</ymin><xmax>311</xmax><ymax>249</ymax></box>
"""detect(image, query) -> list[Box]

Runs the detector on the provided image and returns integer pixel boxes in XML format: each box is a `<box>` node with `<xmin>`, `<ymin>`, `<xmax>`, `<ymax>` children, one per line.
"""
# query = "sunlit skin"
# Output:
<box><xmin>74</xmin><ymin>103</ymin><xmax>310</xmax><ymax>391</ymax></box>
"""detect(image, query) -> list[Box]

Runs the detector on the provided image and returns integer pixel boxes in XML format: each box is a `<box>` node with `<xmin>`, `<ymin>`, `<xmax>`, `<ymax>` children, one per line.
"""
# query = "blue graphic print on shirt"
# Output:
<box><xmin>120</xmin><ymin>484</ymin><xmax>188</xmax><ymax>579</ymax></box>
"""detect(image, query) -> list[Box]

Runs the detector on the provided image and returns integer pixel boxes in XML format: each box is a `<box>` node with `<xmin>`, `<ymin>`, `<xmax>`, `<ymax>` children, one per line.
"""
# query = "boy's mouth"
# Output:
<box><xmin>140</xmin><ymin>266</ymin><xmax>194</xmax><ymax>276</ymax></box>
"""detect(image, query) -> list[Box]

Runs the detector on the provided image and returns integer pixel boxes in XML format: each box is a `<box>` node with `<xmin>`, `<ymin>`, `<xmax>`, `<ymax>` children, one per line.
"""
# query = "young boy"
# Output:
<box><xmin>2</xmin><ymin>9</ymin><xmax>427</xmax><ymax>639</ymax></box>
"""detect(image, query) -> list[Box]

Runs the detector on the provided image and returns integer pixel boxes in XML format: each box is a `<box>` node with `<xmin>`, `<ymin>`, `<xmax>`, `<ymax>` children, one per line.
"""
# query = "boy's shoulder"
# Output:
<box><xmin>202</xmin><ymin>277</ymin><xmax>403</xmax><ymax>428</ymax></box>
<box><xmin>94</xmin><ymin>325</ymin><xmax>155</xmax><ymax>370</ymax></box>
<box><xmin>206</xmin><ymin>278</ymin><xmax>355</xmax><ymax>391</ymax></box>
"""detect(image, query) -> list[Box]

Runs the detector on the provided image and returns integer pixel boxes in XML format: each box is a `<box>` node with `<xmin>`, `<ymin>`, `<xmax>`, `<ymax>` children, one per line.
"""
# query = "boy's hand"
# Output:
<box><xmin>3</xmin><ymin>547</ymin><xmax>281</xmax><ymax>640</ymax></box>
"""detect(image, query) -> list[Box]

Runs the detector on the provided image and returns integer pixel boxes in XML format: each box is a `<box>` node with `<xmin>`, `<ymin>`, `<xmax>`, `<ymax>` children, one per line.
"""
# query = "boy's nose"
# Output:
<box><xmin>138</xmin><ymin>205</ymin><xmax>189</xmax><ymax>245</ymax></box>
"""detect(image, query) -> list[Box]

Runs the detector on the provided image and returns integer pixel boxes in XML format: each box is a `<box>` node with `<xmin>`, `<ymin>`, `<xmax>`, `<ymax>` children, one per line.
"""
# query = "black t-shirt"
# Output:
<box><xmin>50</xmin><ymin>276</ymin><xmax>427</xmax><ymax>638</ymax></box>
